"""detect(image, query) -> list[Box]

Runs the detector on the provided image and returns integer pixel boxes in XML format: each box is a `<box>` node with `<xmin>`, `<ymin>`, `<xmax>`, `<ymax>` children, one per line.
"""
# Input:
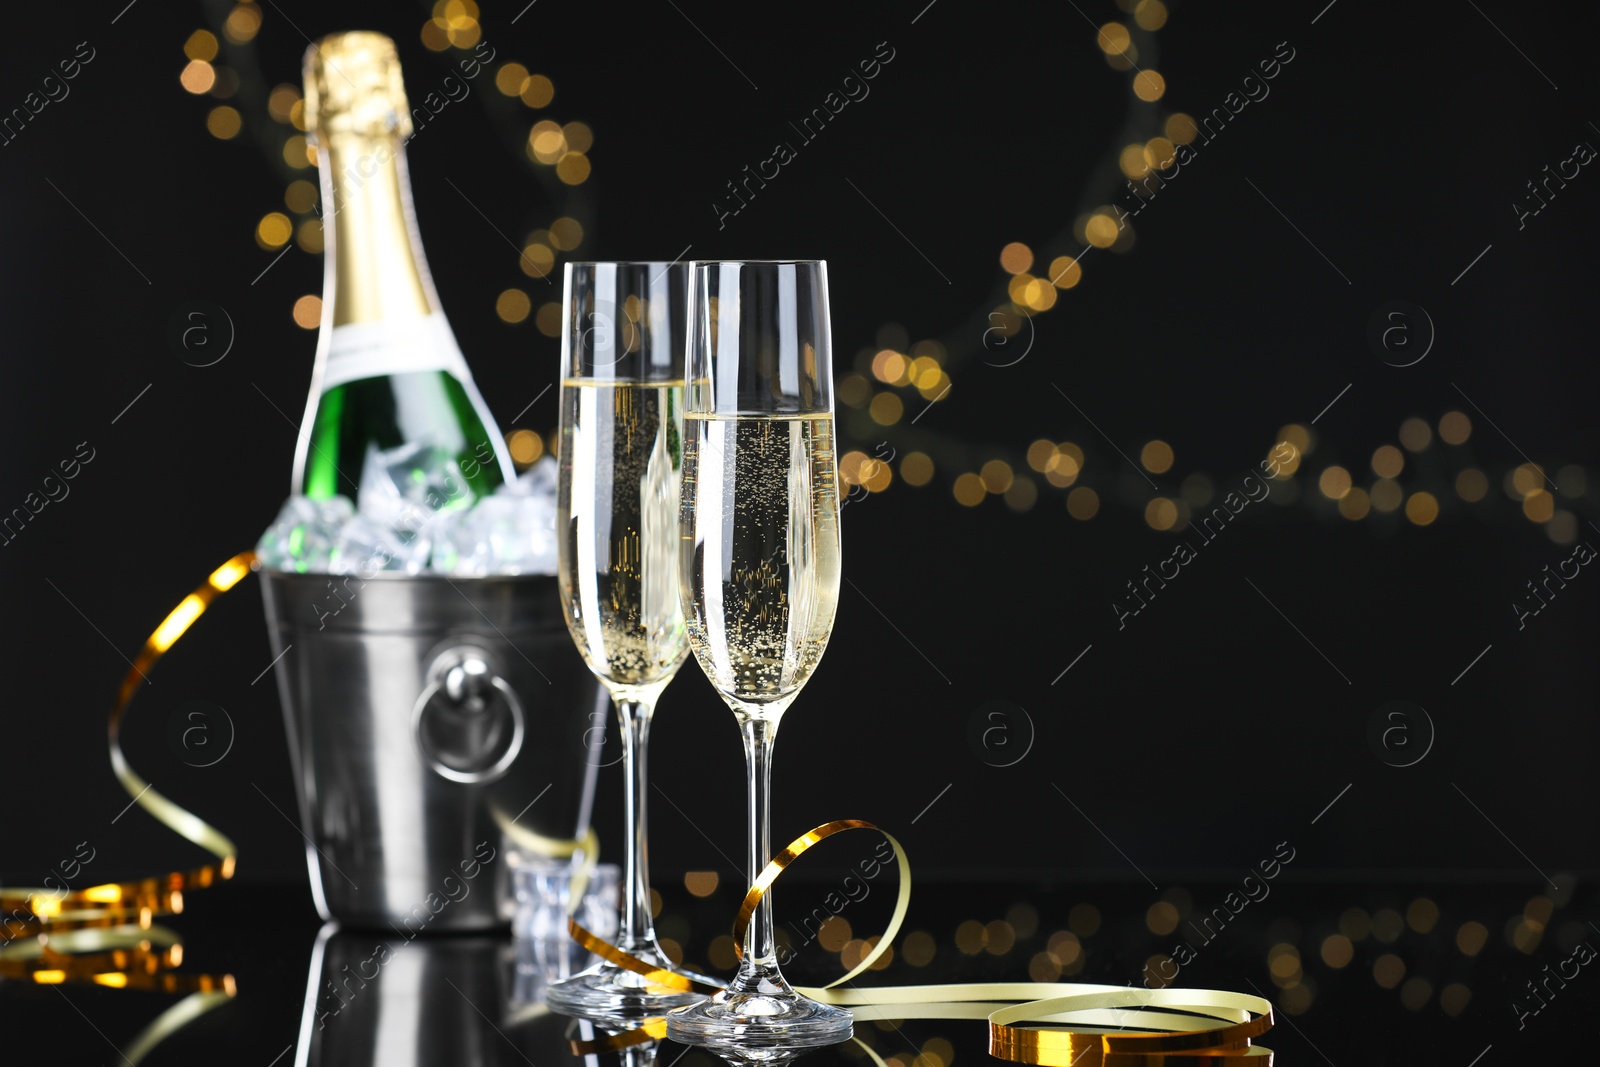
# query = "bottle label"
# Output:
<box><xmin>319</xmin><ymin>312</ymin><xmax>472</xmax><ymax>392</ymax></box>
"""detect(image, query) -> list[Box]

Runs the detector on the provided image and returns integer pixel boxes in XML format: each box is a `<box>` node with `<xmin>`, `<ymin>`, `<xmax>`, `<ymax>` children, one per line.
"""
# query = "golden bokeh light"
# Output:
<box><xmin>180</xmin><ymin>60</ymin><xmax>216</xmax><ymax>94</ymax></box>
<box><xmin>953</xmin><ymin>473</ymin><xmax>987</xmax><ymax>507</ymax></box>
<box><xmin>839</xmin><ymin>451</ymin><xmax>868</xmax><ymax>486</ymax></box>
<box><xmin>1438</xmin><ymin>410</ymin><xmax>1471</xmax><ymax>444</ymax></box>
<box><xmin>1140</xmin><ymin>439</ymin><xmax>1174</xmax><ymax>474</ymax></box>
<box><xmin>1373</xmin><ymin>954</ymin><xmax>1406</xmax><ymax>989</ymax></box>
<box><xmin>563</xmin><ymin>122</ymin><xmax>595</xmax><ymax>154</ymax></box>
<box><xmin>684</xmin><ymin>871</ymin><xmax>719</xmax><ymax>898</ymax></box>
<box><xmin>506</xmin><ymin>428</ymin><xmax>543</xmax><ymax>466</ymax></box>
<box><xmin>1277</xmin><ymin>423</ymin><xmax>1313</xmax><ymax>455</ymax></box>
<box><xmin>495</xmin><ymin>62</ymin><xmax>529</xmax><ymax>96</ymax></box>
<box><xmin>547</xmin><ymin>218</ymin><xmax>584</xmax><ymax>253</ymax></box>
<box><xmin>1401</xmin><ymin>977</ymin><xmax>1433</xmax><ymax>1012</ymax></box>
<box><xmin>1146</xmin><ymin>901</ymin><xmax>1179</xmax><ymax>936</ymax></box>
<box><xmin>529</xmin><ymin>120</ymin><xmax>567</xmax><ymax>163</ymax></box>
<box><xmin>556</xmin><ymin>152</ymin><xmax>591</xmax><ymax>184</ymax></box>
<box><xmin>1048</xmin><ymin>255</ymin><xmax>1082</xmax><ymax>289</ymax></box>
<box><xmin>256</xmin><ymin>212</ymin><xmax>293</xmax><ymax>248</ymax></box>
<box><xmin>1398</xmin><ymin>417</ymin><xmax>1432</xmax><ymax>452</ymax></box>
<box><xmin>1405</xmin><ymin>492</ymin><xmax>1439</xmax><ymax>526</ymax></box>
<box><xmin>1004</xmin><ymin>478</ymin><xmax>1037</xmax><ymax>512</ymax></box>
<box><xmin>1510</xmin><ymin>463</ymin><xmax>1546</xmax><ymax>498</ymax></box>
<box><xmin>901</xmin><ymin>452</ymin><xmax>934</xmax><ymax>487</ymax></box>
<box><xmin>267</xmin><ymin>85</ymin><xmax>300</xmax><ymax>123</ymax></box>
<box><xmin>1455</xmin><ymin>921</ymin><xmax>1488</xmax><ymax>956</ymax></box>
<box><xmin>1165</xmin><ymin>112</ymin><xmax>1198</xmax><ymax>144</ymax></box>
<box><xmin>1456</xmin><ymin>468</ymin><xmax>1488</xmax><ymax>502</ymax></box>
<box><xmin>869</xmin><ymin>392</ymin><xmax>904</xmax><ymax>425</ymax></box>
<box><xmin>1132</xmin><ymin>71</ymin><xmax>1166</xmax><ymax>101</ymax></box>
<box><xmin>1406</xmin><ymin>898</ymin><xmax>1440</xmax><ymax>934</ymax></box>
<box><xmin>1321</xmin><ymin>934</ymin><xmax>1354</xmax><ymax>968</ymax></box>
<box><xmin>496</xmin><ymin>288</ymin><xmax>531</xmax><ymax>324</ymax></box>
<box><xmin>909</xmin><ymin>355</ymin><xmax>943</xmax><ymax>390</ymax></box>
<box><xmin>1522</xmin><ymin>489</ymin><xmax>1554</xmax><ymax>523</ymax></box>
<box><xmin>1441</xmin><ymin>984</ymin><xmax>1473</xmax><ymax>1017</ymax></box>
<box><xmin>282</xmin><ymin>134</ymin><xmax>311</xmax><ymax>168</ymax></box>
<box><xmin>296</xmin><ymin>218</ymin><xmax>324</xmax><ymax>253</ymax></box>
<box><xmin>980</xmin><ymin>460</ymin><xmax>1014</xmax><ymax>494</ymax></box>
<box><xmin>902</xmin><ymin>931</ymin><xmax>936</xmax><ymax>967</ymax></box>
<box><xmin>1144</xmin><ymin>497</ymin><xmax>1178</xmax><ymax>530</ymax></box>
<box><xmin>1084</xmin><ymin>213</ymin><xmax>1120</xmax><ymax>248</ymax></box>
<box><xmin>1119</xmin><ymin>144</ymin><xmax>1151</xmax><ymax>179</ymax></box>
<box><xmin>291</xmin><ymin>294</ymin><xmax>321</xmax><ymax>329</ymax></box>
<box><xmin>206</xmin><ymin>106</ymin><xmax>242</xmax><ymax>139</ymax></box>
<box><xmin>1319</xmin><ymin>466</ymin><xmax>1351</xmax><ymax>500</ymax></box>
<box><xmin>1338</xmin><ymin>487</ymin><xmax>1371</xmax><ymax>520</ymax></box>
<box><xmin>1096</xmin><ymin>22</ymin><xmax>1132</xmax><ymax>54</ymax></box>
<box><xmin>1064</xmin><ymin>484</ymin><xmax>1100</xmax><ymax>514</ymax></box>
<box><xmin>838</xmin><ymin>373</ymin><xmax>870</xmax><ymax>408</ymax></box>
<box><xmin>1144</xmin><ymin>136</ymin><xmax>1176</xmax><ymax>170</ymax></box>
<box><xmin>1371</xmin><ymin>479</ymin><xmax>1403</xmax><ymax>513</ymax></box>
<box><xmin>999</xmin><ymin>242</ymin><xmax>1033</xmax><ymax>274</ymax></box>
<box><xmin>519</xmin><ymin>242</ymin><xmax>555</xmax><ymax>278</ymax></box>
<box><xmin>521</xmin><ymin>74</ymin><xmax>554</xmax><ymax>108</ymax></box>
<box><xmin>184</xmin><ymin>29</ymin><xmax>219</xmax><ymax>62</ymax></box>
<box><xmin>224</xmin><ymin>4</ymin><xmax>262</xmax><ymax>43</ymax></box>
<box><xmin>1371</xmin><ymin>445</ymin><xmax>1404</xmax><ymax>479</ymax></box>
<box><xmin>1027</xmin><ymin>439</ymin><xmax>1056</xmax><ymax>472</ymax></box>
<box><xmin>284</xmin><ymin>179</ymin><xmax>318</xmax><ymax>214</ymax></box>
<box><xmin>535</xmin><ymin>301</ymin><xmax>562</xmax><ymax>337</ymax></box>
<box><xmin>1134</xmin><ymin>0</ymin><xmax>1169</xmax><ymax>30</ymax></box>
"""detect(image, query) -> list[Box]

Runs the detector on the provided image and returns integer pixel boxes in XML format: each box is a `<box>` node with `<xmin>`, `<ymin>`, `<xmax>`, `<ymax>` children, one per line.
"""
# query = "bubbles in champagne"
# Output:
<box><xmin>558</xmin><ymin>381</ymin><xmax>689</xmax><ymax>689</ymax></box>
<box><xmin>682</xmin><ymin>414</ymin><xmax>841</xmax><ymax>716</ymax></box>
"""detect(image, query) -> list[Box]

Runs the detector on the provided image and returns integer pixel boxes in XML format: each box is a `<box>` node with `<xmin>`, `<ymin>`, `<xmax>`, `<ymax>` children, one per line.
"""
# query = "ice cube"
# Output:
<box><xmin>358</xmin><ymin>439</ymin><xmax>476</xmax><ymax>535</ymax></box>
<box><xmin>256</xmin><ymin>495</ymin><xmax>354</xmax><ymax>572</ymax></box>
<box><xmin>433</xmin><ymin>491</ymin><xmax>557</xmax><ymax>576</ymax></box>
<box><xmin>509</xmin><ymin>455</ymin><xmax>558</xmax><ymax>499</ymax></box>
<box><xmin>328</xmin><ymin>513</ymin><xmax>432</xmax><ymax>576</ymax></box>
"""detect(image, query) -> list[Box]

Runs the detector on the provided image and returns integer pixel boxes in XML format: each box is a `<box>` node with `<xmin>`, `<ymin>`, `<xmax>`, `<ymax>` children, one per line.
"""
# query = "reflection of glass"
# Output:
<box><xmin>296</xmin><ymin>923</ymin><xmax>573</xmax><ymax>1067</ymax></box>
<box><xmin>511</xmin><ymin>856</ymin><xmax>620</xmax><ymax>981</ymax></box>
<box><xmin>668</xmin><ymin>262</ymin><xmax>853</xmax><ymax>1048</ymax></box>
<box><xmin>550</xmin><ymin>262</ymin><xmax>716</xmax><ymax>1020</ymax></box>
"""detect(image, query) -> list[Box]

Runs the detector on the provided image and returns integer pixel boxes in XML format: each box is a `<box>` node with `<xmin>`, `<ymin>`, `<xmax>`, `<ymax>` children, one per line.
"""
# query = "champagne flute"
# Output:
<box><xmin>666</xmin><ymin>261</ymin><xmax>853</xmax><ymax>1047</ymax></box>
<box><xmin>549</xmin><ymin>262</ymin><xmax>715</xmax><ymax>1018</ymax></box>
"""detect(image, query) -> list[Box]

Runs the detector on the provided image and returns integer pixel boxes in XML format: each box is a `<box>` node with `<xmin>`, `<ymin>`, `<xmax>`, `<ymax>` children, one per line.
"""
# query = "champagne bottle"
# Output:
<box><xmin>293</xmin><ymin>31</ymin><xmax>512</xmax><ymax>504</ymax></box>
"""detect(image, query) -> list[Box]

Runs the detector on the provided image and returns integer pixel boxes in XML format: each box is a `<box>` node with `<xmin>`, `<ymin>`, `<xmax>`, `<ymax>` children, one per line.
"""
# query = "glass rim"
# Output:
<box><xmin>686</xmin><ymin>258</ymin><xmax>827</xmax><ymax>267</ymax></box>
<box><xmin>562</xmin><ymin>260</ymin><xmax>690</xmax><ymax>270</ymax></box>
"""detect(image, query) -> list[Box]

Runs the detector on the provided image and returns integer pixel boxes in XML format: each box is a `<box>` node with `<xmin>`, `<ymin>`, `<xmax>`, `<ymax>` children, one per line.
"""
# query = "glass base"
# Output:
<box><xmin>545</xmin><ymin>950</ymin><xmax>716</xmax><ymax>1022</ymax></box>
<box><xmin>666</xmin><ymin>984</ymin><xmax>854</xmax><ymax>1049</ymax></box>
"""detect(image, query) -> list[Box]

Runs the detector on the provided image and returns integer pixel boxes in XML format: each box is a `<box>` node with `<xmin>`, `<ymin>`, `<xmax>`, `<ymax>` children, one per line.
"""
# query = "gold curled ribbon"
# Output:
<box><xmin>565</xmin><ymin>823</ymin><xmax>1275</xmax><ymax>1066</ymax></box>
<box><xmin>734</xmin><ymin>819</ymin><xmax>911</xmax><ymax>989</ymax></box>
<box><xmin>568</xmin><ymin>1018</ymin><xmax>670</xmax><ymax>1055</ymax></box>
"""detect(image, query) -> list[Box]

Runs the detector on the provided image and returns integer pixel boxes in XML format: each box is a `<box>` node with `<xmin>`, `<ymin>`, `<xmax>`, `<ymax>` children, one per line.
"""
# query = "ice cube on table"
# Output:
<box><xmin>433</xmin><ymin>490</ymin><xmax>557</xmax><ymax>576</ymax></box>
<box><xmin>357</xmin><ymin>439</ymin><xmax>476</xmax><ymax>533</ymax></box>
<box><xmin>256</xmin><ymin>496</ymin><xmax>354</xmax><ymax>572</ymax></box>
<box><xmin>328</xmin><ymin>513</ymin><xmax>433</xmax><ymax>576</ymax></box>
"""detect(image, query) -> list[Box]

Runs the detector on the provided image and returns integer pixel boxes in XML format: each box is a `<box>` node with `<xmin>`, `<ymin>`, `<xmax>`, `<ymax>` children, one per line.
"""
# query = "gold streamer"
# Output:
<box><xmin>564</xmin><ymin>824</ymin><xmax>1275</xmax><ymax>1065</ymax></box>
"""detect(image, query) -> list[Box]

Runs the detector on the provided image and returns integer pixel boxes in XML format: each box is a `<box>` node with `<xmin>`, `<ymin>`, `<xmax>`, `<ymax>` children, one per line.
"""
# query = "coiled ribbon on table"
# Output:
<box><xmin>2</xmin><ymin>552</ymin><xmax>1275</xmax><ymax>1065</ymax></box>
<box><xmin>567</xmin><ymin>821</ymin><xmax>1275</xmax><ymax>1064</ymax></box>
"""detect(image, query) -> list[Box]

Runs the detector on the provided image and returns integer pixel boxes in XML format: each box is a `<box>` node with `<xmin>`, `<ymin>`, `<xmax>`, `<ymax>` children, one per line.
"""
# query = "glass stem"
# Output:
<box><xmin>735</xmin><ymin>715</ymin><xmax>783</xmax><ymax>988</ymax></box>
<box><xmin>616</xmin><ymin>696</ymin><xmax>659</xmax><ymax>954</ymax></box>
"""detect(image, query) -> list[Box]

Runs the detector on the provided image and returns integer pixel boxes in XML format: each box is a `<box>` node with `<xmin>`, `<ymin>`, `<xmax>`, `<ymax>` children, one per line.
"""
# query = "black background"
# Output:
<box><xmin>2</xmin><ymin>1</ymin><xmax>1598</xmax><ymax>1059</ymax></box>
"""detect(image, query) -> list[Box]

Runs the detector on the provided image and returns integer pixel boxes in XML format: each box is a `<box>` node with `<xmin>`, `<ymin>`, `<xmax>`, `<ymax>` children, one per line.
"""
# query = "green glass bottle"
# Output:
<box><xmin>293</xmin><ymin>31</ymin><xmax>511</xmax><ymax>504</ymax></box>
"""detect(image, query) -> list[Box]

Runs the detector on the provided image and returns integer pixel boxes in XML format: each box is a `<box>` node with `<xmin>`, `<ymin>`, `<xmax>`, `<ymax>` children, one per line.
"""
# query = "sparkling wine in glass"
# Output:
<box><xmin>666</xmin><ymin>261</ymin><xmax>853</xmax><ymax>1048</ymax></box>
<box><xmin>548</xmin><ymin>262</ymin><xmax>716</xmax><ymax>1019</ymax></box>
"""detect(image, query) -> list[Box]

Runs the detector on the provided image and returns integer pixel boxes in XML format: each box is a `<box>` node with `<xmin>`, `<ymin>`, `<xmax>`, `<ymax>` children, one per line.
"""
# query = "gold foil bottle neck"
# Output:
<box><xmin>303</xmin><ymin>31</ymin><xmax>413</xmax><ymax>140</ymax></box>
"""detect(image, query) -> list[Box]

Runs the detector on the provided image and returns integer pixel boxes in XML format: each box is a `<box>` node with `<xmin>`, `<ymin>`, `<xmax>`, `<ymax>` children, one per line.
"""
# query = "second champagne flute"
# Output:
<box><xmin>548</xmin><ymin>262</ymin><xmax>715</xmax><ymax>1018</ymax></box>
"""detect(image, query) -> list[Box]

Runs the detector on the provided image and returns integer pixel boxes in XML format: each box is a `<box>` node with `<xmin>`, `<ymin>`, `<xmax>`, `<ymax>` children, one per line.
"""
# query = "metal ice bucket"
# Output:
<box><xmin>261</xmin><ymin>571</ymin><xmax>601</xmax><ymax>931</ymax></box>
